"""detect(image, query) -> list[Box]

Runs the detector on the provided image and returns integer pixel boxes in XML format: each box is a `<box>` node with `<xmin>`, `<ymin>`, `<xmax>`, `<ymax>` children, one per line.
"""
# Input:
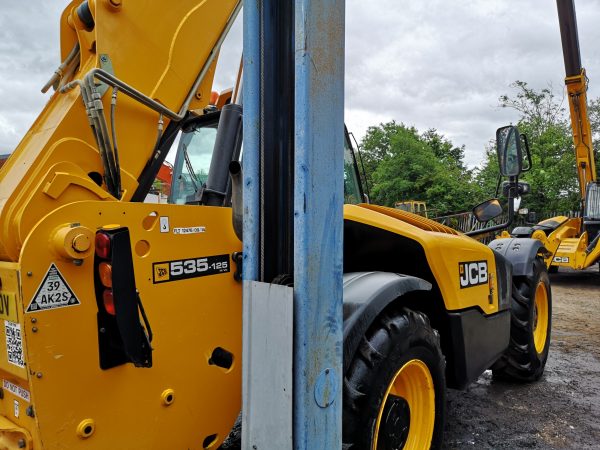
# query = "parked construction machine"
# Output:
<box><xmin>0</xmin><ymin>1</ymin><xmax>550</xmax><ymax>449</ymax></box>
<box><xmin>394</xmin><ymin>201</ymin><xmax>429</xmax><ymax>218</ymax></box>
<box><xmin>509</xmin><ymin>0</ymin><xmax>600</xmax><ymax>272</ymax></box>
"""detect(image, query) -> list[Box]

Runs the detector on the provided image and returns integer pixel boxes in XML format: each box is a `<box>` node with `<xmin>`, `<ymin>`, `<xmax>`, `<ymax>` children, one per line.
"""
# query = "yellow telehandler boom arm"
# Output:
<box><xmin>557</xmin><ymin>0</ymin><xmax>596</xmax><ymax>201</ymax></box>
<box><xmin>0</xmin><ymin>0</ymin><xmax>240</xmax><ymax>262</ymax></box>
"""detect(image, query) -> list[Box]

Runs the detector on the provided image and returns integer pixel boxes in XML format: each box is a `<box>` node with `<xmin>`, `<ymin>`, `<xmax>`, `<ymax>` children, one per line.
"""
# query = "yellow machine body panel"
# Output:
<box><xmin>0</xmin><ymin>202</ymin><xmax>242</xmax><ymax>449</ymax></box>
<box><xmin>524</xmin><ymin>215</ymin><xmax>600</xmax><ymax>270</ymax></box>
<box><xmin>344</xmin><ymin>204</ymin><xmax>500</xmax><ymax>315</ymax></box>
<box><xmin>0</xmin><ymin>0</ymin><xmax>239</xmax><ymax>262</ymax></box>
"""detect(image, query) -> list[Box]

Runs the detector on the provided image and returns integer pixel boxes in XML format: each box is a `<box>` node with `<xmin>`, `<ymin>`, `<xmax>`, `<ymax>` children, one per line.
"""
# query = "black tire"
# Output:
<box><xmin>548</xmin><ymin>264</ymin><xmax>558</xmax><ymax>274</ymax></box>
<box><xmin>343</xmin><ymin>307</ymin><xmax>446</xmax><ymax>450</ymax></box>
<box><xmin>492</xmin><ymin>258</ymin><xmax>552</xmax><ymax>381</ymax></box>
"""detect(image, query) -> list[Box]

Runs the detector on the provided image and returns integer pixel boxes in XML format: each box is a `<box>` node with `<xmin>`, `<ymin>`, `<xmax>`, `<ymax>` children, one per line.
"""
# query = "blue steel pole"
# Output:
<box><xmin>294</xmin><ymin>0</ymin><xmax>345</xmax><ymax>448</ymax></box>
<box><xmin>243</xmin><ymin>0</ymin><xmax>261</xmax><ymax>282</ymax></box>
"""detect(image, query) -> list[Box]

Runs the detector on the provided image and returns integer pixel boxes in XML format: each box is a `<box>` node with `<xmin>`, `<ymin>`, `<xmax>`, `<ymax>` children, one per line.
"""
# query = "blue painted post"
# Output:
<box><xmin>294</xmin><ymin>0</ymin><xmax>345</xmax><ymax>448</ymax></box>
<box><xmin>242</xmin><ymin>0</ymin><xmax>260</xmax><ymax>282</ymax></box>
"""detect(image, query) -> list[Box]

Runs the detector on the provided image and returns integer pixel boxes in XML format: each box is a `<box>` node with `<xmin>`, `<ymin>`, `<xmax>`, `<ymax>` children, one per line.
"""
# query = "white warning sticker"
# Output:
<box><xmin>160</xmin><ymin>216</ymin><xmax>170</xmax><ymax>233</ymax></box>
<box><xmin>13</xmin><ymin>400</ymin><xmax>19</xmax><ymax>418</ymax></box>
<box><xmin>173</xmin><ymin>226</ymin><xmax>206</xmax><ymax>235</ymax></box>
<box><xmin>26</xmin><ymin>264</ymin><xmax>80</xmax><ymax>313</ymax></box>
<box><xmin>3</xmin><ymin>380</ymin><xmax>30</xmax><ymax>402</ymax></box>
<box><xmin>4</xmin><ymin>321</ymin><xmax>25</xmax><ymax>368</ymax></box>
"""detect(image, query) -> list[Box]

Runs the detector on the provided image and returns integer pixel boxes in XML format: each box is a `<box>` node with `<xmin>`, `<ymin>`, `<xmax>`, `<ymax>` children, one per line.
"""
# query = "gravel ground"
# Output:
<box><xmin>222</xmin><ymin>267</ymin><xmax>600</xmax><ymax>449</ymax></box>
<box><xmin>444</xmin><ymin>267</ymin><xmax>600</xmax><ymax>449</ymax></box>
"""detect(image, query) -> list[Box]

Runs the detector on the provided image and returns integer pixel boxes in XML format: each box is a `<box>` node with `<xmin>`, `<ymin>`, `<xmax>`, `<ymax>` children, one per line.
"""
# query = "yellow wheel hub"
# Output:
<box><xmin>373</xmin><ymin>359</ymin><xmax>435</xmax><ymax>450</ymax></box>
<box><xmin>533</xmin><ymin>281</ymin><xmax>549</xmax><ymax>354</ymax></box>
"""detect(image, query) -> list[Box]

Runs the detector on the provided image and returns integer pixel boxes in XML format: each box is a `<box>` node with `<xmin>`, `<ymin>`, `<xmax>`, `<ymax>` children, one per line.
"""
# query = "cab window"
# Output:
<box><xmin>170</xmin><ymin>115</ymin><xmax>219</xmax><ymax>204</ymax></box>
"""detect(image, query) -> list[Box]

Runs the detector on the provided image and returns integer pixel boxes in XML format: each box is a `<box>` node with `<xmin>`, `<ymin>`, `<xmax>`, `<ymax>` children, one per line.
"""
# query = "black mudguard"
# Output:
<box><xmin>342</xmin><ymin>271</ymin><xmax>431</xmax><ymax>373</ymax></box>
<box><xmin>488</xmin><ymin>237</ymin><xmax>545</xmax><ymax>277</ymax></box>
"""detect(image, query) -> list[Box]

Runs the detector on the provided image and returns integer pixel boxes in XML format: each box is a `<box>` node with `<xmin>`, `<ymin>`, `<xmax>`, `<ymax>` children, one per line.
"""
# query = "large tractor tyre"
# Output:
<box><xmin>493</xmin><ymin>258</ymin><xmax>551</xmax><ymax>382</ymax></box>
<box><xmin>343</xmin><ymin>308</ymin><xmax>446</xmax><ymax>450</ymax></box>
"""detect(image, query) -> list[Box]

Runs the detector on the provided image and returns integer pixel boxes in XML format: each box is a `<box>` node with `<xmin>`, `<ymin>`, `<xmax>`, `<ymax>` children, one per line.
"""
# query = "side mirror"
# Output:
<box><xmin>473</xmin><ymin>198</ymin><xmax>503</xmax><ymax>223</ymax></box>
<box><xmin>496</xmin><ymin>125</ymin><xmax>523</xmax><ymax>177</ymax></box>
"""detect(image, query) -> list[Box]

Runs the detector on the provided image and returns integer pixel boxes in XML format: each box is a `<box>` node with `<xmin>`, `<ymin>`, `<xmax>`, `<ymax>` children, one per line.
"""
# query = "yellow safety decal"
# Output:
<box><xmin>0</xmin><ymin>292</ymin><xmax>18</xmax><ymax>322</ymax></box>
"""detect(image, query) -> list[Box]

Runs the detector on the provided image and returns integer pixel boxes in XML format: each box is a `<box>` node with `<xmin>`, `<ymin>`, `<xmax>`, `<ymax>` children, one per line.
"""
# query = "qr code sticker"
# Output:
<box><xmin>4</xmin><ymin>321</ymin><xmax>25</xmax><ymax>368</ymax></box>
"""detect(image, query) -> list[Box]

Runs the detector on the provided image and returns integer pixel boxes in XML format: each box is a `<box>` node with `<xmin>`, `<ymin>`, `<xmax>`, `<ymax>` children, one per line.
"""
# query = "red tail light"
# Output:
<box><xmin>103</xmin><ymin>289</ymin><xmax>116</xmax><ymax>315</ymax></box>
<box><xmin>95</xmin><ymin>233</ymin><xmax>111</xmax><ymax>259</ymax></box>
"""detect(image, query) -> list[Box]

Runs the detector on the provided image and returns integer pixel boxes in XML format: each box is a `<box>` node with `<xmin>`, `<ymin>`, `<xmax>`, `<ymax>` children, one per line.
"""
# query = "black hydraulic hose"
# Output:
<box><xmin>586</xmin><ymin>232</ymin><xmax>600</xmax><ymax>254</ymax></box>
<box><xmin>110</xmin><ymin>87</ymin><xmax>122</xmax><ymax>198</ymax></box>
<box><xmin>80</xmin><ymin>81</ymin><xmax>115</xmax><ymax>195</ymax></box>
<box><xmin>84</xmin><ymin>74</ymin><xmax>119</xmax><ymax>198</ymax></box>
<box><xmin>94</xmin><ymin>91</ymin><xmax>119</xmax><ymax>194</ymax></box>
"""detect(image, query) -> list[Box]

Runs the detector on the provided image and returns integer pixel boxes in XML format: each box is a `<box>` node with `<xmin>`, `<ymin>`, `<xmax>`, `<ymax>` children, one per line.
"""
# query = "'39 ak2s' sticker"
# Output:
<box><xmin>152</xmin><ymin>254</ymin><xmax>230</xmax><ymax>284</ymax></box>
<box><xmin>459</xmin><ymin>260</ymin><xmax>488</xmax><ymax>288</ymax></box>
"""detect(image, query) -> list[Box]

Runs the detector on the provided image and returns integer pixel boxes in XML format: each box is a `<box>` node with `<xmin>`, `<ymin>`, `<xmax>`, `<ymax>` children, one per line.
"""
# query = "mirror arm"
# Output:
<box><xmin>494</xmin><ymin>174</ymin><xmax>502</xmax><ymax>198</ymax></box>
<box><xmin>521</xmin><ymin>134</ymin><xmax>532</xmax><ymax>172</ymax></box>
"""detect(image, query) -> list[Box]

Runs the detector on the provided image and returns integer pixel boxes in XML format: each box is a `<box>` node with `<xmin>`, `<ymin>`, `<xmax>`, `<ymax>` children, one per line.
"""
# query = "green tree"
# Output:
<box><xmin>476</xmin><ymin>81</ymin><xmax>580</xmax><ymax>215</ymax></box>
<box><xmin>360</xmin><ymin>122</ymin><xmax>477</xmax><ymax>215</ymax></box>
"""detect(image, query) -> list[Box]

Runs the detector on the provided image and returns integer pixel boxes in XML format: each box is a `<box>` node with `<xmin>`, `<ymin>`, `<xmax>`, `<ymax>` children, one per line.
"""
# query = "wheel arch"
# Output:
<box><xmin>489</xmin><ymin>237</ymin><xmax>547</xmax><ymax>277</ymax></box>
<box><xmin>342</xmin><ymin>272</ymin><xmax>432</xmax><ymax>374</ymax></box>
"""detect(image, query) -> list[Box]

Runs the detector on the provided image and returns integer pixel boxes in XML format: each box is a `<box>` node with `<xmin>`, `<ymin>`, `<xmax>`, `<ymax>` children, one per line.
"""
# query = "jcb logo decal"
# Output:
<box><xmin>154</xmin><ymin>263</ymin><xmax>170</xmax><ymax>283</ymax></box>
<box><xmin>459</xmin><ymin>261</ymin><xmax>488</xmax><ymax>288</ymax></box>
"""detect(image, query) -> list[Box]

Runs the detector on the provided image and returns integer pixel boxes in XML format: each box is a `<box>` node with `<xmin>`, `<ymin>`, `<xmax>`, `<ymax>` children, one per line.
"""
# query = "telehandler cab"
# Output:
<box><xmin>0</xmin><ymin>1</ymin><xmax>550</xmax><ymax>448</ymax></box>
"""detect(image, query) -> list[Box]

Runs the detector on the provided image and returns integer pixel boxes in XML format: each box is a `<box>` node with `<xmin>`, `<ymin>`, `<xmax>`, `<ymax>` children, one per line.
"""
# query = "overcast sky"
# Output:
<box><xmin>2</xmin><ymin>1</ymin><xmax>600</xmax><ymax>167</ymax></box>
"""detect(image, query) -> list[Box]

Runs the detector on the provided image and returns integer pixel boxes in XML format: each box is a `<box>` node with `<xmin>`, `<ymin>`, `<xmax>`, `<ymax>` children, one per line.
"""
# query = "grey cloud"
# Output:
<box><xmin>2</xmin><ymin>1</ymin><xmax>600</xmax><ymax>168</ymax></box>
<box><xmin>0</xmin><ymin>2</ymin><xmax>63</xmax><ymax>152</ymax></box>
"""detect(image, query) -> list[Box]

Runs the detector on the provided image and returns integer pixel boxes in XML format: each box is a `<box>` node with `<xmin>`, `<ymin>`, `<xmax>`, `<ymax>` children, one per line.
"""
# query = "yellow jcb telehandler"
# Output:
<box><xmin>0</xmin><ymin>1</ymin><xmax>550</xmax><ymax>448</ymax></box>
